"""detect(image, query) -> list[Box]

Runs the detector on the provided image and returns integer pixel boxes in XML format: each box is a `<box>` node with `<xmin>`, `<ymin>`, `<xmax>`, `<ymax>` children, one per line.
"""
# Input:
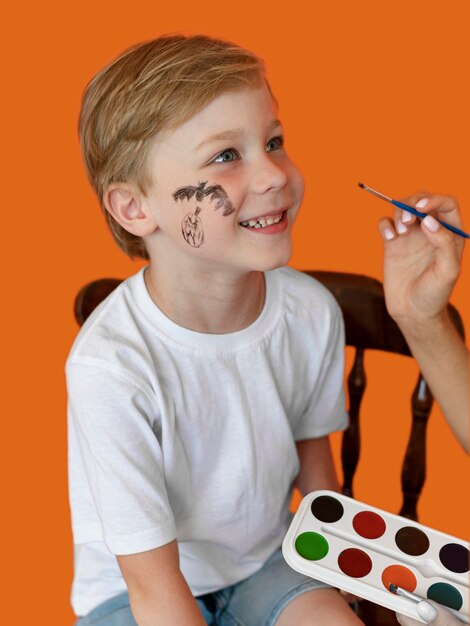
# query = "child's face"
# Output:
<box><xmin>142</xmin><ymin>83</ymin><xmax>304</xmax><ymax>275</ymax></box>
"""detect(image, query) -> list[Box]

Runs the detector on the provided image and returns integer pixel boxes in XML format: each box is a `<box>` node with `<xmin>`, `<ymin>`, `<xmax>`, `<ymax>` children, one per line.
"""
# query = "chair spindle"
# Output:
<box><xmin>341</xmin><ymin>347</ymin><xmax>366</xmax><ymax>498</ymax></box>
<box><xmin>399</xmin><ymin>374</ymin><xmax>433</xmax><ymax>520</ymax></box>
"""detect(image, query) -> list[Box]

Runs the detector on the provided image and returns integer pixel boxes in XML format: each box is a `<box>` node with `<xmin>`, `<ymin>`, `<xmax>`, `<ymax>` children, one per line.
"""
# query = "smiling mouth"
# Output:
<box><xmin>239</xmin><ymin>212</ymin><xmax>285</xmax><ymax>229</ymax></box>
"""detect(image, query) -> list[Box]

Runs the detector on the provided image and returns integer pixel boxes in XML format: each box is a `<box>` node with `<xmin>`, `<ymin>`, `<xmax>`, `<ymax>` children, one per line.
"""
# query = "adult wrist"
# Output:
<box><xmin>395</xmin><ymin>309</ymin><xmax>452</xmax><ymax>344</ymax></box>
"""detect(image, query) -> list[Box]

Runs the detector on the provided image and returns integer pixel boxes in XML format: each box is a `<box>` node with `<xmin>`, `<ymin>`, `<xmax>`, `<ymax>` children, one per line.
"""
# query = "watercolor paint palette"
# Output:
<box><xmin>282</xmin><ymin>490</ymin><xmax>469</xmax><ymax>623</ymax></box>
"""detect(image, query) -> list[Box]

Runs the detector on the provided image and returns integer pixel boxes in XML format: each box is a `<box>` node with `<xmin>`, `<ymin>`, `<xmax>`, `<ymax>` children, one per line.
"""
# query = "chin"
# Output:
<box><xmin>252</xmin><ymin>247</ymin><xmax>292</xmax><ymax>272</ymax></box>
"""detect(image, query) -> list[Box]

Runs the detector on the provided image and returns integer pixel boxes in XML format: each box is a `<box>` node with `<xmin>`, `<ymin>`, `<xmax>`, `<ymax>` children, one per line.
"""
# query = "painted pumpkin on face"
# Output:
<box><xmin>181</xmin><ymin>206</ymin><xmax>204</xmax><ymax>247</ymax></box>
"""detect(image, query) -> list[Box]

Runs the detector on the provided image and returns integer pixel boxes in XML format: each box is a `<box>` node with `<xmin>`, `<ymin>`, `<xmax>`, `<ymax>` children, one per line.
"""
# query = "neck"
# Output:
<box><xmin>144</xmin><ymin>265</ymin><xmax>266</xmax><ymax>334</ymax></box>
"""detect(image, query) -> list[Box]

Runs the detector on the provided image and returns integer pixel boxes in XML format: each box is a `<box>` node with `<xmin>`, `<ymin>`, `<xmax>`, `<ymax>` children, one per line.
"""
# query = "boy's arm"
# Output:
<box><xmin>295</xmin><ymin>435</ymin><xmax>341</xmax><ymax>495</ymax></box>
<box><xmin>117</xmin><ymin>540</ymin><xmax>206</xmax><ymax>626</ymax></box>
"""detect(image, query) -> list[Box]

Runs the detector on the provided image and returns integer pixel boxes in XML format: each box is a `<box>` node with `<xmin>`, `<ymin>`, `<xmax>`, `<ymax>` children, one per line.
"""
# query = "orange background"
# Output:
<box><xmin>2</xmin><ymin>0</ymin><xmax>469</xmax><ymax>623</ymax></box>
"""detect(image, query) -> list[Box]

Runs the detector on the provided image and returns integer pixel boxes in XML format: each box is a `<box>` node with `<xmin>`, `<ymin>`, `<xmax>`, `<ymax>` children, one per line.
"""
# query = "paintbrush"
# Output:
<box><xmin>389</xmin><ymin>584</ymin><xmax>469</xmax><ymax>623</ymax></box>
<box><xmin>358</xmin><ymin>182</ymin><xmax>469</xmax><ymax>239</ymax></box>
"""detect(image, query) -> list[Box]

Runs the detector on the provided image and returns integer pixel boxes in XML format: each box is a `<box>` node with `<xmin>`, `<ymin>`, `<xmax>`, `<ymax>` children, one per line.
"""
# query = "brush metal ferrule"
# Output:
<box><xmin>359</xmin><ymin>183</ymin><xmax>393</xmax><ymax>203</ymax></box>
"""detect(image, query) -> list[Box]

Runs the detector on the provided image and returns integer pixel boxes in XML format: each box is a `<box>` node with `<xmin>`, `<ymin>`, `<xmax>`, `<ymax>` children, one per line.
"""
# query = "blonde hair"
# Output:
<box><xmin>79</xmin><ymin>35</ymin><xmax>265</xmax><ymax>259</ymax></box>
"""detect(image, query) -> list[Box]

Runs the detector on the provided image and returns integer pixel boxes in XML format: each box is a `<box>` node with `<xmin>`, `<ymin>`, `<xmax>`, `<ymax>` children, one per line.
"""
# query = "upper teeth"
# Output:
<box><xmin>240</xmin><ymin>214</ymin><xmax>283</xmax><ymax>228</ymax></box>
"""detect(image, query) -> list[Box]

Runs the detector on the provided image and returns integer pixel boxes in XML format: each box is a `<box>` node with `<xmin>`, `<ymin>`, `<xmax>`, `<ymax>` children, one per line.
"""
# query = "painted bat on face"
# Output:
<box><xmin>173</xmin><ymin>181</ymin><xmax>234</xmax><ymax>216</ymax></box>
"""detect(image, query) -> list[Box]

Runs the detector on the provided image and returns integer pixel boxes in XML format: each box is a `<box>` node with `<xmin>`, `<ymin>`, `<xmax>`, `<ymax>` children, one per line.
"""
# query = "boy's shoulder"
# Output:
<box><xmin>277</xmin><ymin>266</ymin><xmax>341</xmax><ymax>317</ymax></box>
<box><xmin>67</xmin><ymin>268</ymin><xmax>148</xmax><ymax>370</ymax></box>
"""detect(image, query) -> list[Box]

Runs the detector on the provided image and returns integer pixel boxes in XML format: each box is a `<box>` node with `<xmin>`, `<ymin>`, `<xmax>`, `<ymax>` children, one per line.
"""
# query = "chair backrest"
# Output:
<box><xmin>74</xmin><ymin>271</ymin><xmax>465</xmax><ymax>522</ymax></box>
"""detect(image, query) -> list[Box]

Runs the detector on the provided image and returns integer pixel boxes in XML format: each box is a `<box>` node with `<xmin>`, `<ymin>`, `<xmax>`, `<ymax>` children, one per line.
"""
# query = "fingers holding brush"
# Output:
<box><xmin>398</xmin><ymin>193</ymin><xmax>465</xmax><ymax>254</ymax></box>
<box><xmin>377</xmin><ymin>192</ymin><xmax>430</xmax><ymax>240</ymax></box>
<box><xmin>395</xmin><ymin>194</ymin><xmax>463</xmax><ymax>289</ymax></box>
<box><xmin>414</xmin><ymin>194</ymin><xmax>465</xmax><ymax>259</ymax></box>
<box><xmin>410</xmin><ymin>193</ymin><xmax>463</xmax><ymax>225</ymax></box>
<box><xmin>380</xmin><ymin>193</ymin><xmax>460</xmax><ymax>241</ymax></box>
<box><xmin>395</xmin><ymin>191</ymin><xmax>430</xmax><ymax>229</ymax></box>
<box><xmin>378</xmin><ymin>192</ymin><xmax>466</xmax><ymax>324</ymax></box>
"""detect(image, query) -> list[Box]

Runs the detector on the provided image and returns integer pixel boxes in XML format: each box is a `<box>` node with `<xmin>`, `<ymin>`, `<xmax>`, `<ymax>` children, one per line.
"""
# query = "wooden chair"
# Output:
<box><xmin>74</xmin><ymin>271</ymin><xmax>465</xmax><ymax>626</ymax></box>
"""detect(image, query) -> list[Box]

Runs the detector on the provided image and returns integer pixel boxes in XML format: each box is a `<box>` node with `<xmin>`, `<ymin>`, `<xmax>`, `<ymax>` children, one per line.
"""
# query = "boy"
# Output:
<box><xmin>68</xmin><ymin>34</ymin><xmax>364</xmax><ymax>625</ymax></box>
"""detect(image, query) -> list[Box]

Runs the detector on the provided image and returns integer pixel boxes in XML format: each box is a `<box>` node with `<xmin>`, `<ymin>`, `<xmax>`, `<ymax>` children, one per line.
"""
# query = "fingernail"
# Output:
<box><xmin>416</xmin><ymin>198</ymin><xmax>429</xmax><ymax>209</ymax></box>
<box><xmin>423</xmin><ymin>215</ymin><xmax>440</xmax><ymax>232</ymax></box>
<box><xmin>402</xmin><ymin>212</ymin><xmax>413</xmax><ymax>223</ymax></box>
<box><xmin>397</xmin><ymin>220</ymin><xmax>408</xmax><ymax>234</ymax></box>
<box><xmin>384</xmin><ymin>228</ymin><xmax>395</xmax><ymax>240</ymax></box>
<box><xmin>417</xmin><ymin>600</ymin><xmax>438</xmax><ymax>623</ymax></box>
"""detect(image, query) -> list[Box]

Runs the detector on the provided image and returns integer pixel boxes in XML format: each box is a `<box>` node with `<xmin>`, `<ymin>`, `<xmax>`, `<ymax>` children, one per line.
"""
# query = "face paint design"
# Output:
<box><xmin>181</xmin><ymin>206</ymin><xmax>204</xmax><ymax>248</ymax></box>
<box><xmin>173</xmin><ymin>181</ymin><xmax>234</xmax><ymax>215</ymax></box>
<box><xmin>173</xmin><ymin>181</ymin><xmax>234</xmax><ymax>247</ymax></box>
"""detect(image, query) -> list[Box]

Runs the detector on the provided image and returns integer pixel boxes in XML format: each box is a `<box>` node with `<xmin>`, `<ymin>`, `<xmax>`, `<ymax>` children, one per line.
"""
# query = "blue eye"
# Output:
<box><xmin>213</xmin><ymin>149</ymin><xmax>240</xmax><ymax>163</ymax></box>
<box><xmin>266</xmin><ymin>136</ymin><xmax>284</xmax><ymax>152</ymax></box>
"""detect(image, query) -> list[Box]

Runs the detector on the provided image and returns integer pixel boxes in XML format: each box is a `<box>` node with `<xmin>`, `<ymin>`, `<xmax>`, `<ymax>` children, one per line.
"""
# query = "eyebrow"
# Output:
<box><xmin>196</xmin><ymin>119</ymin><xmax>283</xmax><ymax>151</ymax></box>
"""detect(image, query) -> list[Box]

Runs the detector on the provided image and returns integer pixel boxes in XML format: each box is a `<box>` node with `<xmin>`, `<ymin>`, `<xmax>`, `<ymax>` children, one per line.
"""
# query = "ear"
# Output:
<box><xmin>104</xmin><ymin>183</ymin><xmax>157</xmax><ymax>237</ymax></box>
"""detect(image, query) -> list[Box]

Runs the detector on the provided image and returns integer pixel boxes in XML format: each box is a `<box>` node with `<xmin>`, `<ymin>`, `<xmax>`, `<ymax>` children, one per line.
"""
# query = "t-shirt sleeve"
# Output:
<box><xmin>67</xmin><ymin>360</ymin><xmax>177</xmax><ymax>555</ymax></box>
<box><xmin>293</xmin><ymin>296</ymin><xmax>349</xmax><ymax>440</ymax></box>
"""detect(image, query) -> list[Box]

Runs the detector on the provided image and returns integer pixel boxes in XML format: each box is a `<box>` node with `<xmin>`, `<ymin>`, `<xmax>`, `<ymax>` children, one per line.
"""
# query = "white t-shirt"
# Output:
<box><xmin>67</xmin><ymin>266</ymin><xmax>348</xmax><ymax>616</ymax></box>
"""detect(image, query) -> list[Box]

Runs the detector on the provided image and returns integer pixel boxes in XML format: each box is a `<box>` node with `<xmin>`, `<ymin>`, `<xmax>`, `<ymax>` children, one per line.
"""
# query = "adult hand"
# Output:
<box><xmin>378</xmin><ymin>193</ymin><xmax>465</xmax><ymax>330</ymax></box>
<box><xmin>396</xmin><ymin>600</ymin><xmax>461</xmax><ymax>626</ymax></box>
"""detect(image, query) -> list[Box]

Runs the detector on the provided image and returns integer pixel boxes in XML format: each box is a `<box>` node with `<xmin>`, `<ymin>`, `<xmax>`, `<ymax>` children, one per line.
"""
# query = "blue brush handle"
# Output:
<box><xmin>391</xmin><ymin>199</ymin><xmax>470</xmax><ymax>239</ymax></box>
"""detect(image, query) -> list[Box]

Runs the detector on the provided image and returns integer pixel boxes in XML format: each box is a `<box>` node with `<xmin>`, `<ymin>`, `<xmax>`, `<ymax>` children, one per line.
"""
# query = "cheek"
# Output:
<box><xmin>206</xmin><ymin>170</ymin><xmax>243</xmax><ymax>200</ymax></box>
<box><xmin>289</xmin><ymin>164</ymin><xmax>305</xmax><ymax>200</ymax></box>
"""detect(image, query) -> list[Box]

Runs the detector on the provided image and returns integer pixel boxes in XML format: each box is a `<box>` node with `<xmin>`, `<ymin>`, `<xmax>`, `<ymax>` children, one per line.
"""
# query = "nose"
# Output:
<box><xmin>250</xmin><ymin>152</ymin><xmax>288</xmax><ymax>195</ymax></box>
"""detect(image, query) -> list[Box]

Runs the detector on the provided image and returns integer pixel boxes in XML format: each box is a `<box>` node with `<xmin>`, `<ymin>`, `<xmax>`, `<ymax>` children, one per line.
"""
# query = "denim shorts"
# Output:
<box><xmin>75</xmin><ymin>548</ymin><xmax>330</xmax><ymax>626</ymax></box>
